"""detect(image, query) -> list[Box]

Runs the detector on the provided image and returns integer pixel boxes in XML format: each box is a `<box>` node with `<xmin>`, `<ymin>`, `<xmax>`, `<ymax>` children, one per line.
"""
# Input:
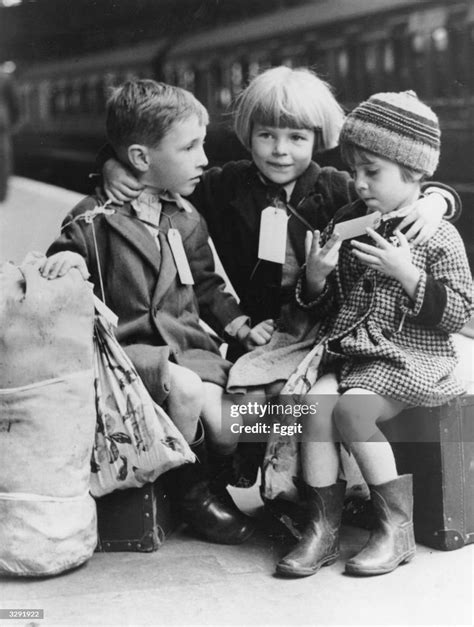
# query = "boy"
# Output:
<box><xmin>42</xmin><ymin>80</ymin><xmax>260</xmax><ymax>544</ymax></box>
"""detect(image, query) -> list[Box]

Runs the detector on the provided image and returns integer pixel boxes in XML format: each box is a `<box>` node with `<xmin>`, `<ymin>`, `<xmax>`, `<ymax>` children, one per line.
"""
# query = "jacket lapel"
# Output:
<box><xmin>105</xmin><ymin>204</ymin><xmax>161</xmax><ymax>273</ymax></box>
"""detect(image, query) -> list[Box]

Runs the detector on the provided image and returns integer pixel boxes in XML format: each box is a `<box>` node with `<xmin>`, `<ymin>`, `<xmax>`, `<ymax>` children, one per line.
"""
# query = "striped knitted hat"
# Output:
<box><xmin>339</xmin><ymin>91</ymin><xmax>440</xmax><ymax>176</ymax></box>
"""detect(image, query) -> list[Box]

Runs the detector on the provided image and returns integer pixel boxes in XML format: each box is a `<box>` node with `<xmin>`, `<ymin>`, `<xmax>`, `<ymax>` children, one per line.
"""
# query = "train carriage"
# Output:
<box><xmin>14</xmin><ymin>0</ymin><xmax>474</xmax><ymax>260</ymax></box>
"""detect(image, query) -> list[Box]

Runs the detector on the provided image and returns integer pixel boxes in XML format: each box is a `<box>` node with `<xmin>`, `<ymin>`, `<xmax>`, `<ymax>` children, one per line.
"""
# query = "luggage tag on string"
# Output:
<box><xmin>333</xmin><ymin>211</ymin><xmax>382</xmax><ymax>240</ymax></box>
<box><xmin>167</xmin><ymin>228</ymin><xmax>194</xmax><ymax>285</ymax></box>
<box><xmin>257</xmin><ymin>206</ymin><xmax>289</xmax><ymax>264</ymax></box>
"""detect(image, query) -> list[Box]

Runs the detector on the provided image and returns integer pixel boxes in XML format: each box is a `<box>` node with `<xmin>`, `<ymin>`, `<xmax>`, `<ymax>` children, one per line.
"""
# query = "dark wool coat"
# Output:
<box><xmin>190</xmin><ymin>160</ymin><xmax>460</xmax><ymax>325</ymax></box>
<box><xmin>191</xmin><ymin>160</ymin><xmax>356</xmax><ymax>323</ymax></box>
<box><xmin>47</xmin><ymin>194</ymin><xmax>244</xmax><ymax>402</ymax></box>
<box><xmin>296</xmin><ymin>200</ymin><xmax>473</xmax><ymax>406</ymax></box>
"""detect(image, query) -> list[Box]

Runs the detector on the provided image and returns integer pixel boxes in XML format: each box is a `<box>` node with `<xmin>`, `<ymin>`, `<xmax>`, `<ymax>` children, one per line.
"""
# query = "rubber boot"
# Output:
<box><xmin>276</xmin><ymin>481</ymin><xmax>346</xmax><ymax>577</ymax></box>
<box><xmin>345</xmin><ymin>474</ymin><xmax>416</xmax><ymax>576</ymax></box>
<box><xmin>175</xmin><ymin>425</ymin><xmax>255</xmax><ymax>545</ymax></box>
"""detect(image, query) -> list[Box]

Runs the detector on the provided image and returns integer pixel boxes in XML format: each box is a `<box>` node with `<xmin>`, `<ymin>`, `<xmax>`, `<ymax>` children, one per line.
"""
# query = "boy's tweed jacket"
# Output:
<box><xmin>297</xmin><ymin>200</ymin><xmax>473</xmax><ymax>407</ymax></box>
<box><xmin>47</xmin><ymin>194</ymin><xmax>244</xmax><ymax>402</ymax></box>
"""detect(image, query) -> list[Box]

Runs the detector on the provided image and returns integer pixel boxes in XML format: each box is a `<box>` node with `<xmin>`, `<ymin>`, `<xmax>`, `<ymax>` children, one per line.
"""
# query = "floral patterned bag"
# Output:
<box><xmin>90</xmin><ymin>312</ymin><xmax>195</xmax><ymax>497</ymax></box>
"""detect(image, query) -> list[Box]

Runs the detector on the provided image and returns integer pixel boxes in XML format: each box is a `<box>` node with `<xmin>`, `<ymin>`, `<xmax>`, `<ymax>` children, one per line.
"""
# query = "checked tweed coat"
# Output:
<box><xmin>47</xmin><ymin>193</ymin><xmax>243</xmax><ymax>402</ymax></box>
<box><xmin>297</xmin><ymin>200</ymin><xmax>473</xmax><ymax>407</ymax></box>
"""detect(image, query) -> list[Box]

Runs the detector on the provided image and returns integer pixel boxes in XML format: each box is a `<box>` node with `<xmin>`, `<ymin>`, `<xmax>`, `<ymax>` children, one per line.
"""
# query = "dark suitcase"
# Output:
<box><xmin>382</xmin><ymin>395</ymin><xmax>474</xmax><ymax>551</ymax></box>
<box><xmin>95</xmin><ymin>473</ymin><xmax>178</xmax><ymax>552</ymax></box>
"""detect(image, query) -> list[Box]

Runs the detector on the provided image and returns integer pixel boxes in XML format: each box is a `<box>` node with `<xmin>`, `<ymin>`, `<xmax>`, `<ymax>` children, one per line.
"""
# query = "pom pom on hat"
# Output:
<box><xmin>339</xmin><ymin>91</ymin><xmax>440</xmax><ymax>176</ymax></box>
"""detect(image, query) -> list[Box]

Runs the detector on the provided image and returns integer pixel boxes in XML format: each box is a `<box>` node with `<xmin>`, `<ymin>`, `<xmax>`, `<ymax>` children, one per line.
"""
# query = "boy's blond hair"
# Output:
<box><xmin>106</xmin><ymin>79</ymin><xmax>209</xmax><ymax>152</ymax></box>
<box><xmin>233</xmin><ymin>66</ymin><xmax>344</xmax><ymax>152</ymax></box>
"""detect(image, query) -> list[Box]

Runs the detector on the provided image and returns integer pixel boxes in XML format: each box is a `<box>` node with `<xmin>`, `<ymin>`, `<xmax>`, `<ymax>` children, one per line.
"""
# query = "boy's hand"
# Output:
<box><xmin>385</xmin><ymin>193</ymin><xmax>446</xmax><ymax>246</ymax></box>
<box><xmin>103</xmin><ymin>158</ymin><xmax>143</xmax><ymax>204</ymax></box>
<box><xmin>305</xmin><ymin>230</ymin><xmax>341</xmax><ymax>298</ymax></box>
<box><xmin>39</xmin><ymin>252</ymin><xmax>90</xmax><ymax>280</ymax></box>
<box><xmin>237</xmin><ymin>319</ymin><xmax>275</xmax><ymax>351</ymax></box>
<box><xmin>351</xmin><ymin>228</ymin><xmax>420</xmax><ymax>299</ymax></box>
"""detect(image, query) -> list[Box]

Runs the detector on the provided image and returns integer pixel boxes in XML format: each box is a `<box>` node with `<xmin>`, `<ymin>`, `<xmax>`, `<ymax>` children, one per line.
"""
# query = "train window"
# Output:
<box><xmin>361</xmin><ymin>42</ymin><xmax>382</xmax><ymax>95</ymax></box>
<box><xmin>447</xmin><ymin>16</ymin><xmax>470</xmax><ymax>97</ymax></box>
<box><xmin>432</xmin><ymin>27</ymin><xmax>448</xmax><ymax>52</ymax></box>
<box><xmin>125</xmin><ymin>71</ymin><xmax>140</xmax><ymax>82</ymax></box>
<box><xmin>431</xmin><ymin>27</ymin><xmax>450</xmax><ymax>98</ymax></box>
<box><xmin>162</xmin><ymin>64</ymin><xmax>177</xmax><ymax>86</ymax></box>
<box><xmin>248</xmin><ymin>61</ymin><xmax>260</xmax><ymax>80</ymax></box>
<box><xmin>219</xmin><ymin>88</ymin><xmax>232</xmax><ymax>108</ymax></box>
<box><xmin>384</xmin><ymin>43</ymin><xmax>395</xmax><ymax>74</ymax></box>
<box><xmin>70</xmin><ymin>82</ymin><xmax>82</xmax><ymax>113</ymax></box>
<box><xmin>411</xmin><ymin>32</ymin><xmax>429</xmax><ymax>97</ymax></box>
<box><xmin>392</xmin><ymin>27</ymin><xmax>412</xmax><ymax>91</ymax></box>
<box><xmin>311</xmin><ymin>48</ymin><xmax>330</xmax><ymax>79</ymax></box>
<box><xmin>337</xmin><ymin>49</ymin><xmax>348</xmax><ymax>78</ymax></box>
<box><xmin>54</xmin><ymin>83</ymin><xmax>67</xmax><ymax>114</ymax></box>
<box><xmin>230</xmin><ymin>62</ymin><xmax>243</xmax><ymax>96</ymax></box>
<box><xmin>177</xmin><ymin>67</ymin><xmax>195</xmax><ymax>92</ymax></box>
<box><xmin>412</xmin><ymin>33</ymin><xmax>426</xmax><ymax>54</ymax></box>
<box><xmin>38</xmin><ymin>81</ymin><xmax>50</xmax><ymax>121</ymax></box>
<box><xmin>192</xmin><ymin>66</ymin><xmax>207</xmax><ymax>104</ymax></box>
<box><xmin>208</xmin><ymin>62</ymin><xmax>225</xmax><ymax>113</ymax></box>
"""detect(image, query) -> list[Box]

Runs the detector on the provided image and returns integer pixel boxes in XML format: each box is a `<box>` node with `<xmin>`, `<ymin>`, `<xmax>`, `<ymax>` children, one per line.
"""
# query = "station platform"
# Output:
<box><xmin>0</xmin><ymin>178</ymin><xmax>473</xmax><ymax>626</ymax></box>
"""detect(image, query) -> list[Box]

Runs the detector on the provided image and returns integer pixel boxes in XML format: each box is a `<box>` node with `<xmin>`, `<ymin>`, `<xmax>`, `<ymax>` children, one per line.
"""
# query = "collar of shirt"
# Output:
<box><xmin>131</xmin><ymin>187</ymin><xmax>192</xmax><ymax>228</ymax></box>
<box><xmin>255</xmin><ymin>171</ymin><xmax>296</xmax><ymax>206</ymax></box>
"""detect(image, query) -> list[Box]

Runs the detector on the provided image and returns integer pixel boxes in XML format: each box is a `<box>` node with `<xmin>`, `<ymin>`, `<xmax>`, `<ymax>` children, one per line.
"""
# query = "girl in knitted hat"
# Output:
<box><xmin>275</xmin><ymin>91</ymin><xmax>473</xmax><ymax>578</ymax></box>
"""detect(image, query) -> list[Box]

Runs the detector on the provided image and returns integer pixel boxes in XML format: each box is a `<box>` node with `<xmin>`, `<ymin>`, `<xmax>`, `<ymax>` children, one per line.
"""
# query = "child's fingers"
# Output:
<box><xmin>305</xmin><ymin>231</ymin><xmax>313</xmax><ymax>260</ymax></box>
<box><xmin>257</xmin><ymin>329</ymin><xmax>273</xmax><ymax>342</ymax></box>
<box><xmin>351</xmin><ymin>240</ymin><xmax>380</xmax><ymax>257</ymax></box>
<box><xmin>40</xmin><ymin>256</ymin><xmax>57</xmax><ymax>277</ymax></box>
<box><xmin>394</xmin><ymin>229</ymin><xmax>411</xmax><ymax>249</ymax></box>
<box><xmin>103</xmin><ymin>185</ymin><xmax>125</xmax><ymax>204</ymax></box>
<box><xmin>75</xmin><ymin>261</ymin><xmax>91</xmax><ymax>280</ymax></box>
<box><xmin>402</xmin><ymin>219</ymin><xmax>425</xmax><ymax>242</ymax></box>
<box><xmin>260</xmin><ymin>320</ymin><xmax>275</xmax><ymax>333</ymax></box>
<box><xmin>323</xmin><ymin>232</ymin><xmax>340</xmax><ymax>253</ymax></box>
<box><xmin>365</xmin><ymin>227</ymin><xmax>390</xmax><ymax>248</ymax></box>
<box><xmin>410</xmin><ymin>229</ymin><xmax>430</xmax><ymax>246</ymax></box>
<box><xmin>395</xmin><ymin>207</ymin><xmax>416</xmax><ymax>231</ymax></box>
<box><xmin>250</xmin><ymin>333</ymin><xmax>268</xmax><ymax>346</ymax></box>
<box><xmin>352</xmin><ymin>249</ymin><xmax>380</xmax><ymax>267</ymax></box>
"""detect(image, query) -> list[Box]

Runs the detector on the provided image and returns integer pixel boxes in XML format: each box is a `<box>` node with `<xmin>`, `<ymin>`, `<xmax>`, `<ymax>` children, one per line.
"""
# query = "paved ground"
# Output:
<box><xmin>0</xmin><ymin>178</ymin><xmax>473</xmax><ymax>627</ymax></box>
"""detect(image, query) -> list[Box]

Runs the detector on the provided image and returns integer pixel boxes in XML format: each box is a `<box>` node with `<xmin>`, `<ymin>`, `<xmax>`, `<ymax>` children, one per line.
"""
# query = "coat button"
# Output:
<box><xmin>363</xmin><ymin>279</ymin><xmax>373</xmax><ymax>293</ymax></box>
<box><xmin>381</xmin><ymin>328</ymin><xmax>393</xmax><ymax>340</ymax></box>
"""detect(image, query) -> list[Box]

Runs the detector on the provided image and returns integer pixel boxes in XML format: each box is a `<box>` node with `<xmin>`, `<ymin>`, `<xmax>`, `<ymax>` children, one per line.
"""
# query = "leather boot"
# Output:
<box><xmin>207</xmin><ymin>451</ymin><xmax>255</xmax><ymax>528</ymax></box>
<box><xmin>276</xmin><ymin>481</ymin><xmax>346</xmax><ymax>577</ymax></box>
<box><xmin>174</xmin><ymin>424</ymin><xmax>255</xmax><ymax>545</ymax></box>
<box><xmin>345</xmin><ymin>474</ymin><xmax>416</xmax><ymax>576</ymax></box>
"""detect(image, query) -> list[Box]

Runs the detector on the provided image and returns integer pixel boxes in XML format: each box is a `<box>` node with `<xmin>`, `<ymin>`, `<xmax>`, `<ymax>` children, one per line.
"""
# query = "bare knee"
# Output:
<box><xmin>167</xmin><ymin>364</ymin><xmax>204</xmax><ymax>441</ymax></box>
<box><xmin>169</xmin><ymin>364</ymin><xmax>203</xmax><ymax>408</ymax></box>
<box><xmin>333</xmin><ymin>392</ymin><xmax>378</xmax><ymax>443</ymax></box>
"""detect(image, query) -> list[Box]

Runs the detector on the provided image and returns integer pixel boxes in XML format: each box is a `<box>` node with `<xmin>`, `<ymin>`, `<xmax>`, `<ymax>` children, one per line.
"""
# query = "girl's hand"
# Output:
<box><xmin>352</xmin><ymin>228</ymin><xmax>420</xmax><ymax>299</ymax></box>
<box><xmin>103</xmin><ymin>158</ymin><xmax>144</xmax><ymax>204</ymax></box>
<box><xmin>385</xmin><ymin>193</ymin><xmax>446</xmax><ymax>246</ymax></box>
<box><xmin>238</xmin><ymin>319</ymin><xmax>275</xmax><ymax>351</ymax></box>
<box><xmin>305</xmin><ymin>230</ymin><xmax>341</xmax><ymax>298</ymax></box>
<box><xmin>39</xmin><ymin>252</ymin><xmax>90</xmax><ymax>280</ymax></box>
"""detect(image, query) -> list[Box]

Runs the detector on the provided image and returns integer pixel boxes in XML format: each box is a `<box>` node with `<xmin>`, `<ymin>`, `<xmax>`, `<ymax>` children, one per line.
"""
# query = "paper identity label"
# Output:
<box><xmin>257</xmin><ymin>207</ymin><xmax>289</xmax><ymax>264</ymax></box>
<box><xmin>167</xmin><ymin>228</ymin><xmax>194</xmax><ymax>285</ymax></box>
<box><xmin>333</xmin><ymin>211</ymin><xmax>382</xmax><ymax>241</ymax></box>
